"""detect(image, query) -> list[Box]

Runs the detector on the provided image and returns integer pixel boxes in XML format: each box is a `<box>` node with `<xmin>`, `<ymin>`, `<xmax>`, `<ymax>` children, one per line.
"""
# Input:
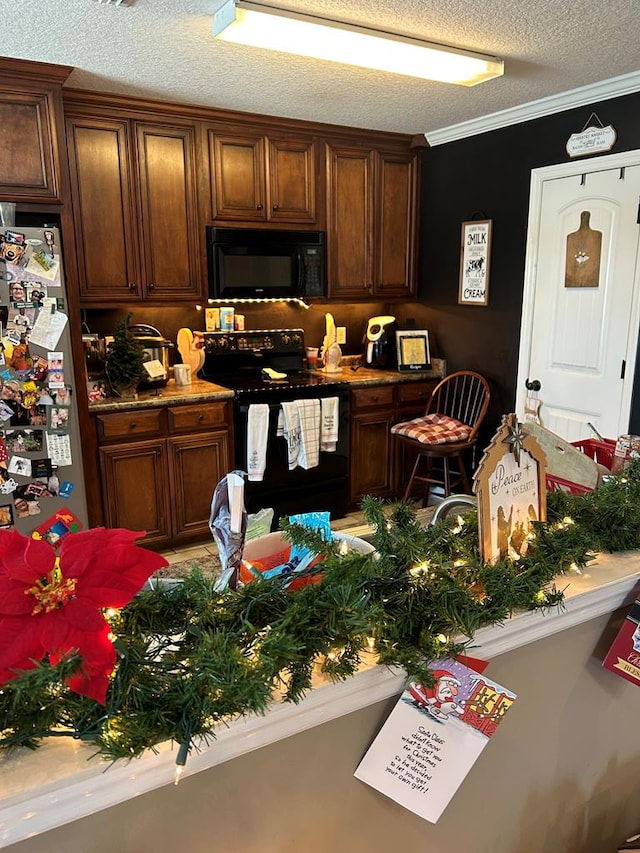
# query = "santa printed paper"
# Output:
<box><xmin>603</xmin><ymin>597</ymin><xmax>640</xmax><ymax>687</ymax></box>
<box><xmin>354</xmin><ymin>658</ymin><xmax>517</xmax><ymax>823</ymax></box>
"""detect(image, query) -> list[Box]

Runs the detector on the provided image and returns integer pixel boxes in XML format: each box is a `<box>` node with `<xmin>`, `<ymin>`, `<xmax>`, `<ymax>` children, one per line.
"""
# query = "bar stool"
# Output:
<box><xmin>391</xmin><ymin>371</ymin><xmax>490</xmax><ymax>505</ymax></box>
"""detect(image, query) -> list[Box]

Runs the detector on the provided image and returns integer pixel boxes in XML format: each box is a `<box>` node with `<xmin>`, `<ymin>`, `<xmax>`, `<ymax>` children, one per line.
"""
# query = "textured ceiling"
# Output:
<box><xmin>2</xmin><ymin>0</ymin><xmax>640</xmax><ymax>136</ymax></box>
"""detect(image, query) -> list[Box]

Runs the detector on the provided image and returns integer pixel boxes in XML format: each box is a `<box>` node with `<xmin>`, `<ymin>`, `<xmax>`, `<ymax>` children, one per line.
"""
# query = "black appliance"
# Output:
<box><xmin>200</xmin><ymin>329</ymin><xmax>349</xmax><ymax>524</ymax></box>
<box><xmin>206</xmin><ymin>227</ymin><xmax>325</xmax><ymax>299</ymax></box>
<box><xmin>363</xmin><ymin>315</ymin><xmax>397</xmax><ymax>369</ymax></box>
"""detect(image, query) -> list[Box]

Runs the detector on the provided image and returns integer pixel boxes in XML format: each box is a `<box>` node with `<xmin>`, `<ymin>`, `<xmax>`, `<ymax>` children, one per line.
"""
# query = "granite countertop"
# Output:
<box><xmin>88</xmin><ymin>378</ymin><xmax>235</xmax><ymax>413</ymax></box>
<box><xmin>323</xmin><ymin>364</ymin><xmax>442</xmax><ymax>387</ymax></box>
<box><xmin>88</xmin><ymin>360</ymin><xmax>445</xmax><ymax>413</ymax></box>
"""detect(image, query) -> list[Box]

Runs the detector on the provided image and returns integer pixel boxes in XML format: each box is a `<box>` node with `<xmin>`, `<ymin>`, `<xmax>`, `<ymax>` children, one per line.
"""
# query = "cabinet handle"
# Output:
<box><xmin>147</xmin><ymin>282</ymin><xmax>155</xmax><ymax>290</ymax></box>
<box><xmin>129</xmin><ymin>421</ymin><xmax>137</xmax><ymax>430</ymax></box>
<box><xmin>371</xmin><ymin>395</ymin><xmax>379</xmax><ymax>402</ymax></box>
<box><xmin>272</xmin><ymin>204</ymin><xmax>279</xmax><ymax>211</ymax></box>
<box><xmin>198</xmin><ymin>414</ymin><xmax>204</xmax><ymax>421</ymax></box>
<box><xmin>128</xmin><ymin>282</ymin><xmax>136</xmax><ymax>291</ymax></box>
<box><xmin>256</xmin><ymin>203</ymin><xmax>264</xmax><ymax>210</ymax></box>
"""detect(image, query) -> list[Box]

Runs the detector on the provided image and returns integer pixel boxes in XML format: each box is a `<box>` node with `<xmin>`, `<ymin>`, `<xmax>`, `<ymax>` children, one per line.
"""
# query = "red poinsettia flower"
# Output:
<box><xmin>0</xmin><ymin>528</ymin><xmax>168</xmax><ymax>703</ymax></box>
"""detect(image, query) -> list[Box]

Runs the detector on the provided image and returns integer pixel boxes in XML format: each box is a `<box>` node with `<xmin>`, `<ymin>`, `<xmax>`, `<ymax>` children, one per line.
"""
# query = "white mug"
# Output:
<box><xmin>174</xmin><ymin>363</ymin><xmax>191</xmax><ymax>386</ymax></box>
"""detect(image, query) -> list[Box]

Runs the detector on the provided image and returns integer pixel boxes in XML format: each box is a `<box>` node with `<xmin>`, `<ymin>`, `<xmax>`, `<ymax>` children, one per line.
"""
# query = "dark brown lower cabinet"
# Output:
<box><xmin>96</xmin><ymin>401</ymin><xmax>232</xmax><ymax>549</ymax></box>
<box><xmin>393</xmin><ymin>381</ymin><xmax>436</xmax><ymax>499</ymax></box>
<box><xmin>349</xmin><ymin>381</ymin><xmax>437</xmax><ymax>508</ymax></box>
<box><xmin>168</xmin><ymin>432</ymin><xmax>231</xmax><ymax>541</ymax></box>
<box><xmin>349</xmin><ymin>385</ymin><xmax>396</xmax><ymax>506</ymax></box>
<box><xmin>99</xmin><ymin>439</ymin><xmax>170</xmax><ymax>544</ymax></box>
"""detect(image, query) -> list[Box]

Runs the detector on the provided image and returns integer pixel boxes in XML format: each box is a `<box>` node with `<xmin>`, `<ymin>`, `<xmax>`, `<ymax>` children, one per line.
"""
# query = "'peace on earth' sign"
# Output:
<box><xmin>473</xmin><ymin>414</ymin><xmax>547</xmax><ymax>565</ymax></box>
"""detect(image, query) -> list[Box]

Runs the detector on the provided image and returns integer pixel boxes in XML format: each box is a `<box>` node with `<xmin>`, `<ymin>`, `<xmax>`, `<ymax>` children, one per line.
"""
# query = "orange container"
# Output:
<box><xmin>240</xmin><ymin>531</ymin><xmax>375</xmax><ymax>590</ymax></box>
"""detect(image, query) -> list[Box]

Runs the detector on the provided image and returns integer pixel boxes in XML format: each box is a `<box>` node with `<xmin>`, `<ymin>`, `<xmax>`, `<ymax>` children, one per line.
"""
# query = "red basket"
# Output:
<box><xmin>570</xmin><ymin>438</ymin><xmax>616</xmax><ymax>469</ymax></box>
<box><xmin>545</xmin><ymin>473</ymin><xmax>593</xmax><ymax>495</ymax></box>
<box><xmin>545</xmin><ymin>437</ymin><xmax>615</xmax><ymax>495</ymax></box>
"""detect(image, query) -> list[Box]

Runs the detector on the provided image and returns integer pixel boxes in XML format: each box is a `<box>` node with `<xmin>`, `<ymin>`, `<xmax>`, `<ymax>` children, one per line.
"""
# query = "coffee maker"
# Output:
<box><xmin>363</xmin><ymin>315</ymin><xmax>397</xmax><ymax>369</ymax></box>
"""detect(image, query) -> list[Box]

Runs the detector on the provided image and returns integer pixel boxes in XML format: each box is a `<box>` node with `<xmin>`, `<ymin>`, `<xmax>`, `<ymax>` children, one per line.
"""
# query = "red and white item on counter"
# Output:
<box><xmin>611</xmin><ymin>434</ymin><xmax>640</xmax><ymax>474</ymax></box>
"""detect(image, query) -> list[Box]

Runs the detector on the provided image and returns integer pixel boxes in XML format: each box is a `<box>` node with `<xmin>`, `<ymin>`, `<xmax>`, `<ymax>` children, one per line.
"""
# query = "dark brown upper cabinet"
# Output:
<box><xmin>326</xmin><ymin>142</ymin><xmax>418</xmax><ymax>300</ymax></box>
<box><xmin>206</xmin><ymin>128</ymin><xmax>318</xmax><ymax>224</ymax></box>
<box><xmin>0</xmin><ymin>57</ymin><xmax>72</xmax><ymax>203</ymax></box>
<box><xmin>65</xmin><ymin>103</ymin><xmax>201</xmax><ymax>304</ymax></box>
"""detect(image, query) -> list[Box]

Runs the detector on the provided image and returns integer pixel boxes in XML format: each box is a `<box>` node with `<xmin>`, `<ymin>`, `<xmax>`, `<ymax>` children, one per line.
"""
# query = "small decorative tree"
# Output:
<box><xmin>105</xmin><ymin>314</ymin><xmax>145</xmax><ymax>397</ymax></box>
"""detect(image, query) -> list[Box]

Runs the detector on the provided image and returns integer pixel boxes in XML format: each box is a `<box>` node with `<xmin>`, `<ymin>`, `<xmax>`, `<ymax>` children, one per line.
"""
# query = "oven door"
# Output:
<box><xmin>234</xmin><ymin>387</ymin><xmax>349</xmax><ymax>524</ymax></box>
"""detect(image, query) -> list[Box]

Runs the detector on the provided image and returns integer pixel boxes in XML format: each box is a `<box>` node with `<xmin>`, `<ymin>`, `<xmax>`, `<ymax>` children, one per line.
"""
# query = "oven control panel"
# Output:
<box><xmin>203</xmin><ymin>329</ymin><xmax>305</xmax><ymax>355</ymax></box>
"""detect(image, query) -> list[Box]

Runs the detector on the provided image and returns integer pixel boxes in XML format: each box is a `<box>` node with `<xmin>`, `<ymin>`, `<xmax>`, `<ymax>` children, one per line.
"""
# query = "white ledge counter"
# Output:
<box><xmin>1</xmin><ymin>551</ymin><xmax>639</xmax><ymax>849</ymax></box>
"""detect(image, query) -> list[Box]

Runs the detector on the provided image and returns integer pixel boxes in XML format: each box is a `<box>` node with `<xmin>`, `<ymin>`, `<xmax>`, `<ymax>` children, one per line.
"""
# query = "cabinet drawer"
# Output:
<box><xmin>351</xmin><ymin>385</ymin><xmax>394</xmax><ymax>410</ymax></box>
<box><xmin>96</xmin><ymin>409</ymin><xmax>164</xmax><ymax>442</ymax></box>
<box><xmin>396</xmin><ymin>381</ymin><xmax>436</xmax><ymax>405</ymax></box>
<box><xmin>167</xmin><ymin>402</ymin><xmax>229</xmax><ymax>432</ymax></box>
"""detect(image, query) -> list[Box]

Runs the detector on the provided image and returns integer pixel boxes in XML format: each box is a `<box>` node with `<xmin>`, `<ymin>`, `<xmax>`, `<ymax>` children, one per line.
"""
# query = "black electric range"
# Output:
<box><xmin>200</xmin><ymin>329</ymin><xmax>350</xmax><ymax>523</ymax></box>
<box><xmin>200</xmin><ymin>329</ymin><xmax>342</xmax><ymax>393</ymax></box>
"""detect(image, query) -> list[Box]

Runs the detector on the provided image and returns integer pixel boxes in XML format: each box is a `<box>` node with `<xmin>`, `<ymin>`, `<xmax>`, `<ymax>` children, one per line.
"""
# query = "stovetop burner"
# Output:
<box><xmin>206</xmin><ymin>370</ymin><xmax>338</xmax><ymax>394</ymax></box>
<box><xmin>199</xmin><ymin>328</ymin><xmax>346</xmax><ymax>395</ymax></box>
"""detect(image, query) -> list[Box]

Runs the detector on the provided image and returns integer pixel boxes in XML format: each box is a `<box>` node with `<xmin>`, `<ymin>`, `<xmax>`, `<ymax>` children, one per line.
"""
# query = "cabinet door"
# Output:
<box><xmin>375</xmin><ymin>150</ymin><xmax>419</xmax><ymax>298</ymax></box>
<box><xmin>268</xmin><ymin>137</ymin><xmax>317</xmax><ymax>223</ymax></box>
<box><xmin>66</xmin><ymin>116</ymin><xmax>141</xmax><ymax>301</ymax></box>
<box><xmin>209</xmin><ymin>131</ymin><xmax>266</xmax><ymax>221</ymax></box>
<box><xmin>393</xmin><ymin>382</ymin><xmax>436</xmax><ymax>498</ymax></box>
<box><xmin>135</xmin><ymin>123</ymin><xmax>201</xmax><ymax>301</ymax></box>
<box><xmin>99</xmin><ymin>439</ymin><xmax>170</xmax><ymax>546</ymax></box>
<box><xmin>168</xmin><ymin>431</ymin><xmax>231</xmax><ymax>541</ymax></box>
<box><xmin>0</xmin><ymin>57</ymin><xmax>69</xmax><ymax>202</ymax></box>
<box><xmin>350</xmin><ymin>410</ymin><xmax>395</xmax><ymax>504</ymax></box>
<box><xmin>326</xmin><ymin>144</ymin><xmax>374</xmax><ymax>299</ymax></box>
<box><xmin>0</xmin><ymin>90</ymin><xmax>60</xmax><ymax>202</ymax></box>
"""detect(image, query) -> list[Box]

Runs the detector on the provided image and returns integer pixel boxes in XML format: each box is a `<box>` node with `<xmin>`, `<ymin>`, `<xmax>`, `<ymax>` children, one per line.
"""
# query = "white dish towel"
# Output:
<box><xmin>320</xmin><ymin>396</ymin><xmax>339</xmax><ymax>452</ymax></box>
<box><xmin>278</xmin><ymin>401</ymin><xmax>301</xmax><ymax>470</ymax></box>
<box><xmin>295</xmin><ymin>398</ymin><xmax>321</xmax><ymax>469</ymax></box>
<box><xmin>246</xmin><ymin>403</ymin><xmax>270</xmax><ymax>481</ymax></box>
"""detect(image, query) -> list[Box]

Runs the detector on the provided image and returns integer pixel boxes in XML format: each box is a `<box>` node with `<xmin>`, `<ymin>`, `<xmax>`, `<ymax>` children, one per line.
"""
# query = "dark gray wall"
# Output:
<box><xmin>416</xmin><ymin>90</ymin><xmax>640</xmax><ymax>443</ymax></box>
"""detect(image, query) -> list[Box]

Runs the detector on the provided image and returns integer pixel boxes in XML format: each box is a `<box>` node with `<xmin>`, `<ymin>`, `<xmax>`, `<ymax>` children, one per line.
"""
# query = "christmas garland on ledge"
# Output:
<box><xmin>2</xmin><ymin>462</ymin><xmax>640</xmax><ymax>767</ymax></box>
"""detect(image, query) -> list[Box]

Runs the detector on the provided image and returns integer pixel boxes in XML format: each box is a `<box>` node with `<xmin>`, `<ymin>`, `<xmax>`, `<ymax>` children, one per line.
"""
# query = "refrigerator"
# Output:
<box><xmin>0</xmin><ymin>225</ymin><xmax>88</xmax><ymax>541</ymax></box>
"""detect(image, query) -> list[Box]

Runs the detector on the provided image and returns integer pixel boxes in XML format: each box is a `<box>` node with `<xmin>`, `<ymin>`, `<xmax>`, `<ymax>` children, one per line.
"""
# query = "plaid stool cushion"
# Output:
<box><xmin>391</xmin><ymin>413</ymin><xmax>471</xmax><ymax>445</ymax></box>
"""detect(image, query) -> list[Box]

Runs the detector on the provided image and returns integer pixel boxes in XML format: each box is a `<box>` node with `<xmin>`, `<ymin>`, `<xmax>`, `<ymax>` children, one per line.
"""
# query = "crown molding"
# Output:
<box><xmin>425</xmin><ymin>69</ymin><xmax>640</xmax><ymax>146</ymax></box>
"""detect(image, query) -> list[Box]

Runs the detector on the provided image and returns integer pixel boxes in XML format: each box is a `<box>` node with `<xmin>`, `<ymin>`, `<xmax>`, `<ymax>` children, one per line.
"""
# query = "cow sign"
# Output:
<box><xmin>458</xmin><ymin>219</ymin><xmax>492</xmax><ymax>306</ymax></box>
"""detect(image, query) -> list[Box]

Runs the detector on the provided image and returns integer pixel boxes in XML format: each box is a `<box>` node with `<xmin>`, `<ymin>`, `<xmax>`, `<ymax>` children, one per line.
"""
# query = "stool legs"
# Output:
<box><xmin>403</xmin><ymin>454</ymin><xmax>423</xmax><ymax>502</ymax></box>
<box><xmin>402</xmin><ymin>449</ymin><xmax>473</xmax><ymax>506</ymax></box>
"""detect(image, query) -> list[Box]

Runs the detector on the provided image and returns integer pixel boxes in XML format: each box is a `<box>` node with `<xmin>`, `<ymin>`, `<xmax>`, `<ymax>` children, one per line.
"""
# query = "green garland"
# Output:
<box><xmin>2</xmin><ymin>462</ymin><xmax>640</xmax><ymax>765</ymax></box>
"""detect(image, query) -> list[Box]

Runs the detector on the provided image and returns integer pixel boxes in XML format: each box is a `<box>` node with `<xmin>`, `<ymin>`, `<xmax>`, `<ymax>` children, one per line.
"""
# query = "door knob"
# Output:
<box><xmin>525</xmin><ymin>378</ymin><xmax>541</xmax><ymax>391</ymax></box>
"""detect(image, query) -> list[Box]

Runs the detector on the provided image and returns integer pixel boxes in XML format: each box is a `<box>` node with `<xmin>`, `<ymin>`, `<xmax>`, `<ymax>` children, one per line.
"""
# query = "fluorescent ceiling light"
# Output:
<box><xmin>212</xmin><ymin>0</ymin><xmax>504</xmax><ymax>86</ymax></box>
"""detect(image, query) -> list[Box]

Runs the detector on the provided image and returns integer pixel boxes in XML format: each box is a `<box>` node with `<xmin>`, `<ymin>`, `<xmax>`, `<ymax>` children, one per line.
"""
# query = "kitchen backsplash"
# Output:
<box><xmin>83</xmin><ymin>301</ymin><xmax>441</xmax><ymax>363</ymax></box>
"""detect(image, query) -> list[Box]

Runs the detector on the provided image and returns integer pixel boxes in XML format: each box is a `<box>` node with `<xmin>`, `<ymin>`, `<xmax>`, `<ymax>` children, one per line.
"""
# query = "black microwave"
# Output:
<box><xmin>206</xmin><ymin>226</ymin><xmax>326</xmax><ymax>299</ymax></box>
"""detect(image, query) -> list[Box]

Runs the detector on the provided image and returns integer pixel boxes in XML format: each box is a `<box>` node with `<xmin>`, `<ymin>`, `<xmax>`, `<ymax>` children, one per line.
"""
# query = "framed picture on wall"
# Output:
<box><xmin>458</xmin><ymin>219</ymin><xmax>492</xmax><ymax>306</ymax></box>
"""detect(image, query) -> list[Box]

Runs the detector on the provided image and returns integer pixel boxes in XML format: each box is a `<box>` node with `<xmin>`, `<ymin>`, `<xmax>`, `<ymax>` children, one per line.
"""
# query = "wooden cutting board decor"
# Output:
<box><xmin>524</xmin><ymin>421</ymin><xmax>600</xmax><ymax>489</ymax></box>
<box><xmin>565</xmin><ymin>210</ymin><xmax>602</xmax><ymax>288</ymax></box>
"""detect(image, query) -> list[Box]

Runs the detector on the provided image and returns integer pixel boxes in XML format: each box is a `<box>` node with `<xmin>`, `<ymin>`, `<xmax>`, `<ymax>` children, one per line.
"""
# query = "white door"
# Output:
<box><xmin>517</xmin><ymin>152</ymin><xmax>640</xmax><ymax>441</ymax></box>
